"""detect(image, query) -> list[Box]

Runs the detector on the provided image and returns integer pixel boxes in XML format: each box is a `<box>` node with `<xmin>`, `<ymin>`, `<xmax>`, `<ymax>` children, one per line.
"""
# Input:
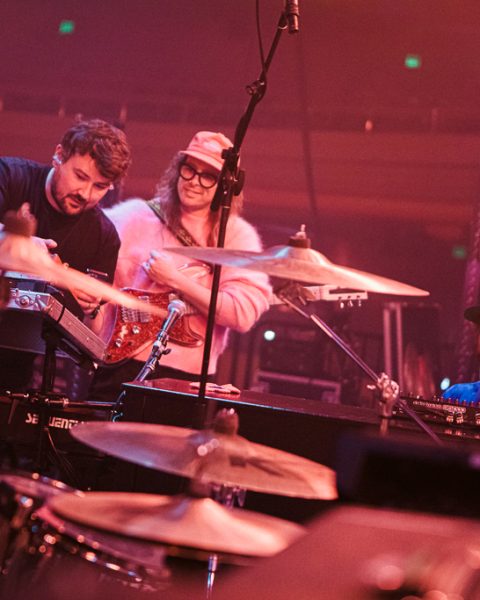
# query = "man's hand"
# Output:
<box><xmin>71</xmin><ymin>288</ymin><xmax>102</xmax><ymax>317</ymax></box>
<box><xmin>31</xmin><ymin>235</ymin><xmax>58</xmax><ymax>253</ymax></box>
<box><xmin>16</xmin><ymin>202</ymin><xmax>57</xmax><ymax>252</ymax></box>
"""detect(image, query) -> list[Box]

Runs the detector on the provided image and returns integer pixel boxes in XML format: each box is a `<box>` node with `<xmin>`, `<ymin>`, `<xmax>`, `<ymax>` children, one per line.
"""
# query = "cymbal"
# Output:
<box><xmin>0</xmin><ymin>226</ymin><xmax>164</xmax><ymax>315</ymax></box>
<box><xmin>0</xmin><ymin>471</ymin><xmax>83</xmax><ymax>501</ymax></box>
<box><xmin>165</xmin><ymin>245</ymin><xmax>429</xmax><ymax>296</ymax></box>
<box><xmin>70</xmin><ymin>421</ymin><xmax>338</xmax><ymax>500</ymax></box>
<box><xmin>48</xmin><ymin>491</ymin><xmax>306</xmax><ymax>558</ymax></box>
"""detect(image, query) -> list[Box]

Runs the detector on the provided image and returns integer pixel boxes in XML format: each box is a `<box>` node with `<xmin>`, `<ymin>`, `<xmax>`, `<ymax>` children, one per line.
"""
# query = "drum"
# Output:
<box><xmin>0</xmin><ymin>470</ymin><xmax>81</xmax><ymax>572</ymax></box>
<box><xmin>2</xmin><ymin>505</ymin><xmax>169</xmax><ymax>600</ymax></box>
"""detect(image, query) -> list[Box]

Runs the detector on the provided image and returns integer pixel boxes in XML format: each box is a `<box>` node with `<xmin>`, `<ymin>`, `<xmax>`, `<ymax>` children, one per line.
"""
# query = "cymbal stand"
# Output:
<box><xmin>190</xmin><ymin>412</ymin><xmax>247</xmax><ymax>599</ymax></box>
<box><xmin>205</xmin><ymin>483</ymin><xmax>246</xmax><ymax>597</ymax></box>
<box><xmin>205</xmin><ymin>554</ymin><xmax>218</xmax><ymax>599</ymax></box>
<box><xmin>277</xmin><ymin>293</ymin><xmax>443</xmax><ymax>446</ymax></box>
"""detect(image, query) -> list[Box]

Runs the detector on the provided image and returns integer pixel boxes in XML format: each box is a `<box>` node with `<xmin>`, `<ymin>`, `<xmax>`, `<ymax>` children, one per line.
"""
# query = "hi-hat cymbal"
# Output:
<box><xmin>0</xmin><ymin>226</ymin><xmax>164</xmax><ymax>315</ymax></box>
<box><xmin>48</xmin><ymin>491</ymin><xmax>306</xmax><ymax>558</ymax></box>
<box><xmin>70</xmin><ymin>421</ymin><xmax>337</xmax><ymax>500</ymax></box>
<box><xmin>165</xmin><ymin>245</ymin><xmax>428</xmax><ymax>296</ymax></box>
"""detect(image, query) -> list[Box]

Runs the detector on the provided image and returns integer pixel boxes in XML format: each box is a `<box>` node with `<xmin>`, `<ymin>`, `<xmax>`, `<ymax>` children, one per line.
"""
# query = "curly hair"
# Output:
<box><xmin>59</xmin><ymin>119</ymin><xmax>131</xmax><ymax>183</ymax></box>
<box><xmin>152</xmin><ymin>152</ymin><xmax>244</xmax><ymax>247</ymax></box>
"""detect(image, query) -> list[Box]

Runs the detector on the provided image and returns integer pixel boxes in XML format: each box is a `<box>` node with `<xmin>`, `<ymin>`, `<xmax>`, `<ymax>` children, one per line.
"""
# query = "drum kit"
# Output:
<box><xmin>0</xmin><ymin>212</ymin><xmax>430</xmax><ymax>598</ymax></box>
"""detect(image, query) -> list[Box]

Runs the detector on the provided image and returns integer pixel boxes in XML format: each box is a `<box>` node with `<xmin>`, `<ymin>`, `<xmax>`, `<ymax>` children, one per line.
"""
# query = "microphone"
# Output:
<box><xmin>285</xmin><ymin>0</ymin><xmax>300</xmax><ymax>34</ymax></box>
<box><xmin>153</xmin><ymin>298</ymin><xmax>187</xmax><ymax>349</ymax></box>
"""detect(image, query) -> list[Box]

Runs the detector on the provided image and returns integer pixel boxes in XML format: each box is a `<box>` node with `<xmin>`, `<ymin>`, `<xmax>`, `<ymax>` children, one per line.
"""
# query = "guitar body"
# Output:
<box><xmin>103</xmin><ymin>288</ymin><xmax>202</xmax><ymax>365</ymax></box>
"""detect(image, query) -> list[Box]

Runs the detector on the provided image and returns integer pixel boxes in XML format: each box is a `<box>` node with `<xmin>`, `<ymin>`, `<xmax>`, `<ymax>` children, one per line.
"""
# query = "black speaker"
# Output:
<box><xmin>336</xmin><ymin>431</ymin><xmax>480</xmax><ymax>518</ymax></box>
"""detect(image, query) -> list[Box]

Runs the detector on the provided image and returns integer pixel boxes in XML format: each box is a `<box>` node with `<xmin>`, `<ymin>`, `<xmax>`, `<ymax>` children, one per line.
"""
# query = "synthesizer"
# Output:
<box><xmin>3</xmin><ymin>280</ymin><xmax>106</xmax><ymax>363</ymax></box>
<box><xmin>397</xmin><ymin>394</ymin><xmax>480</xmax><ymax>428</ymax></box>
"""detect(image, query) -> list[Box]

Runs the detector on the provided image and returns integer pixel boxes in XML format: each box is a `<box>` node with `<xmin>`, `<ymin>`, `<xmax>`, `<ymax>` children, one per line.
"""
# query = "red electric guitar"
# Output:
<box><xmin>103</xmin><ymin>288</ymin><xmax>202</xmax><ymax>365</ymax></box>
<box><xmin>103</xmin><ymin>263</ymin><xmax>209</xmax><ymax>365</ymax></box>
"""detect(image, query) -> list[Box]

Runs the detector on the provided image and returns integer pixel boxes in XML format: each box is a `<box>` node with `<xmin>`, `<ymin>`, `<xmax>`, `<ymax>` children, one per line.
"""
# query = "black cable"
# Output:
<box><xmin>255</xmin><ymin>0</ymin><xmax>267</xmax><ymax>78</ymax></box>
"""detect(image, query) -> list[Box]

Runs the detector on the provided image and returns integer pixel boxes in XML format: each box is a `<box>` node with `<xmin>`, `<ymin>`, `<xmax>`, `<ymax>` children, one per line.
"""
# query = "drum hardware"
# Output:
<box><xmin>0</xmin><ymin>471</ymin><xmax>82</xmax><ymax>578</ymax></box>
<box><xmin>1</xmin><ymin>504</ymin><xmax>169</xmax><ymax>599</ymax></box>
<box><xmin>168</xmin><ymin>226</ymin><xmax>438</xmax><ymax>444</ymax></box>
<box><xmin>277</xmin><ymin>291</ymin><xmax>443</xmax><ymax>446</ymax></box>
<box><xmin>270</xmin><ymin>281</ymin><xmax>368</xmax><ymax>307</ymax></box>
<box><xmin>205</xmin><ymin>481</ymin><xmax>246</xmax><ymax>592</ymax></box>
<box><xmin>43</xmin><ymin>489</ymin><xmax>305</xmax><ymax>599</ymax></box>
<box><xmin>72</xmin><ymin>406</ymin><xmax>327</xmax><ymax>597</ymax></box>
<box><xmin>166</xmin><ymin>224</ymin><xmax>429</xmax><ymax>429</ymax></box>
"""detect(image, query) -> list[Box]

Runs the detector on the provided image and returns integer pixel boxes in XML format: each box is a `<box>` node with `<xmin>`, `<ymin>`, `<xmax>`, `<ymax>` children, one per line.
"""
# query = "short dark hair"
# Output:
<box><xmin>59</xmin><ymin>119</ymin><xmax>131</xmax><ymax>183</ymax></box>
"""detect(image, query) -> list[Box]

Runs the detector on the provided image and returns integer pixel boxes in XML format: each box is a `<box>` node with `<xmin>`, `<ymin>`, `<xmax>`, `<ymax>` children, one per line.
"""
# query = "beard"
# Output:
<box><xmin>51</xmin><ymin>178</ymin><xmax>89</xmax><ymax>216</ymax></box>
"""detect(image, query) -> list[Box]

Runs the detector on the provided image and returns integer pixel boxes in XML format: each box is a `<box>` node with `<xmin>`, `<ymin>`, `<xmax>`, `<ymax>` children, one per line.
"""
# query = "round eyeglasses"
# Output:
<box><xmin>179</xmin><ymin>163</ymin><xmax>219</xmax><ymax>189</ymax></box>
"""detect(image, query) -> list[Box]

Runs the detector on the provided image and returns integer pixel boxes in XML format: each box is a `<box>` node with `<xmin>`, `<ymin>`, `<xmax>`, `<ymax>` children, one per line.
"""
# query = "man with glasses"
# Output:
<box><xmin>0</xmin><ymin>118</ymin><xmax>132</xmax><ymax>391</ymax></box>
<box><xmin>89</xmin><ymin>130</ymin><xmax>271</xmax><ymax>402</ymax></box>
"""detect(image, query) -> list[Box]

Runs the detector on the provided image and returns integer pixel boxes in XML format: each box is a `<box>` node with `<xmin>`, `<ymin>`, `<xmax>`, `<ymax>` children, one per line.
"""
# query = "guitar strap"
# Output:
<box><xmin>147</xmin><ymin>200</ymin><xmax>200</xmax><ymax>248</ymax></box>
<box><xmin>146</xmin><ymin>200</ymin><xmax>209</xmax><ymax>314</ymax></box>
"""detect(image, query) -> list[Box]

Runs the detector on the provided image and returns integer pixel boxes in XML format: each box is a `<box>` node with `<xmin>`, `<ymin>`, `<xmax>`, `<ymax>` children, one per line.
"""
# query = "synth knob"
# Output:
<box><xmin>17</xmin><ymin>295</ymin><xmax>32</xmax><ymax>307</ymax></box>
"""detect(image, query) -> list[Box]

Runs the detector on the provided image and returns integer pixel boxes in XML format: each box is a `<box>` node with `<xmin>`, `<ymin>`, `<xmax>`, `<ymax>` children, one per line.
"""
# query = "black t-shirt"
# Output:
<box><xmin>0</xmin><ymin>157</ymin><xmax>122</xmax><ymax>391</ymax></box>
<box><xmin>0</xmin><ymin>157</ymin><xmax>120</xmax><ymax>283</ymax></box>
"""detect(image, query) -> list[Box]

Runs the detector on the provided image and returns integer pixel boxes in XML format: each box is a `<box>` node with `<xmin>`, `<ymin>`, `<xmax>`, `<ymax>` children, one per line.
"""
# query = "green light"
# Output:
<box><xmin>59</xmin><ymin>20</ymin><xmax>75</xmax><ymax>35</ymax></box>
<box><xmin>452</xmin><ymin>245</ymin><xmax>467</xmax><ymax>260</ymax></box>
<box><xmin>404</xmin><ymin>54</ymin><xmax>422</xmax><ymax>69</ymax></box>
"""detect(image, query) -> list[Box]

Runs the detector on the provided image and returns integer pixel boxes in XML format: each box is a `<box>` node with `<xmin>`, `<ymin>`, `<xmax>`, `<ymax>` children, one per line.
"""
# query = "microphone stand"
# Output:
<box><xmin>111</xmin><ymin>301</ymin><xmax>184</xmax><ymax>421</ymax></box>
<box><xmin>133</xmin><ymin>334</ymin><xmax>172</xmax><ymax>383</ymax></box>
<box><xmin>277</xmin><ymin>292</ymin><xmax>444</xmax><ymax>446</ymax></box>
<box><xmin>195</xmin><ymin>7</ymin><xmax>296</xmax><ymax>430</ymax></box>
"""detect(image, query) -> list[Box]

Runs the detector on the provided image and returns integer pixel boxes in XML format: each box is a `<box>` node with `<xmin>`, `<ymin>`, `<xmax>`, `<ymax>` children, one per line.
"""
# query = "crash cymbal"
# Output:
<box><xmin>70</xmin><ymin>420</ymin><xmax>338</xmax><ymax>500</ymax></box>
<box><xmin>48</xmin><ymin>491</ymin><xmax>305</xmax><ymax>558</ymax></box>
<box><xmin>0</xmin><ymin>216</ymin><xmax>164</xmax><ymax>315</ymax></box>
<box><xmin>165</xmin><ymin>245</ymin><xmax>428</xmax><ymax>296</ymax></box>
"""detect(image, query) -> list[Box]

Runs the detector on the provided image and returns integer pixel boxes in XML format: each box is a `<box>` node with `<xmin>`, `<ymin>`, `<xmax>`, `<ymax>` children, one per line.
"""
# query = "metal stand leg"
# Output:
<box><xmin>206</xmin><ymin>554</ymin><xmax>218</xmax><ymax>599</ymax></box>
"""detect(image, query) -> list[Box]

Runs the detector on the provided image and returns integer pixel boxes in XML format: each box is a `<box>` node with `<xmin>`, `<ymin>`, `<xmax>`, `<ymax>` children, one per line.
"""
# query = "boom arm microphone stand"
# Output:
<box><xmin>195</xmin><ymin>5</ymin><xmax>299</xmax><ymax>430</ymax></box>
